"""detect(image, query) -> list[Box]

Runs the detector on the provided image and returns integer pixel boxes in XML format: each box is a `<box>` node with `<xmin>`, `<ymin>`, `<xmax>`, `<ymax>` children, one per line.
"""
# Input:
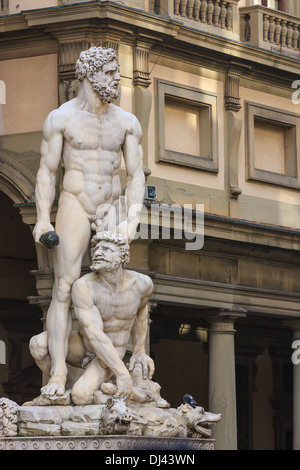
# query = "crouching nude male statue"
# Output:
<box><xmin>31</xmin><ymin>46</ymin><xmax>145</xmax><ymax>399</ymax></box>
<box><xmin>30</xmin><ymin>231</ymin><xmax>155</xmax><ymax>405</ymax></box>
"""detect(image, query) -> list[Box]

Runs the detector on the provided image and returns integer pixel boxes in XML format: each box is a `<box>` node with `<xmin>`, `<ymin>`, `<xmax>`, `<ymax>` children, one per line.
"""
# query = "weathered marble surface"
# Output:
<box><xmin>16</xmin><ymin>399</ymin><xmax>220</xmax><ymax>440</ymax></box>
<box><xmin>17</xmin><ymin>404</ymin><xmax>184</xmax><ymax>438</ymax></box>
<box><xmin>0</xmin><ymin>398</ymin><xmax>19</xmax><ymax>437</ymax></box>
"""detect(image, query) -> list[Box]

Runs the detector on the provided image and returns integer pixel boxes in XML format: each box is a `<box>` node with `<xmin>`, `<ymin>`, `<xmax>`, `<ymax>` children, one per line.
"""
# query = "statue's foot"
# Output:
<box><xmin>41</xmin><ymin>377</ymin><xmax>65</xmax><ymax>398</ymax></box>
<box><xmin>101</xmin><ymin>382</ymin><xmax>117</xmax><ymax>395</ymax></box>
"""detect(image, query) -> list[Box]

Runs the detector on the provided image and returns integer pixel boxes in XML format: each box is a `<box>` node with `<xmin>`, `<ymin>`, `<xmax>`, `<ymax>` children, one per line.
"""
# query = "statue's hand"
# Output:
<box><xmin>128</xmin><ymin>352</ymin><xmax>155</xmax><ymax>380</ymax></box>
<box><xmin>33</xmin><ymin>222</ymin><xmax>56</xmax><ymax>244</ymax></box>
<box><xmin>116</xmin><ymin>370</ymin><xmax>133</xmax><ymax>397</ymax></box>
<box><xmin>116</xmin><ymin>217</ymin><xmax>139</xmax><ymax>244</ymax></box>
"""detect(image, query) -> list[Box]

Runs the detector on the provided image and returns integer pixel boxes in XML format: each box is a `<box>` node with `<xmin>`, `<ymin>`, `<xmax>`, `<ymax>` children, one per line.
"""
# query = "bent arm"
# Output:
<box><xmin>121</xmin><ymin>115</ymin><xmax>145</xmax><ymax>242</ymax></box>
<box><xmin>33</xmin><ymin>111</ymin><xmax>64</xmax><ymax>242</ymax></box>
<box><xmin>72</xmin><ymin>280</ymin><xmax>129</xmax><ymax>378</ymax></box>
<box><xmin>129</xmin><ymin>276</ymin><xmax>154</xmax><ymax>378</ymax></box>
<box><xmin>131</xmin><ymin>303</ymin><xmax>148</xmax><ymax>356</ymax></box>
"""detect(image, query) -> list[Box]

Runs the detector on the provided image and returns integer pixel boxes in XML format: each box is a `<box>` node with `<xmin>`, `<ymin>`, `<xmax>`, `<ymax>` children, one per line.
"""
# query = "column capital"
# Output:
<box><xmin>205</xmin><ymin>307</ymin><xmax>247</xmax><ymax>333</ymax></box>
<box><xmin>148</xmin><ymin>299</ymin><xmax>157</xmax><ymax>314</ymax></box>
<box><xmin>133</xmin><ymin>38</ymin><xmax>155</xmax><ymax>88</ymax></box>
<box><xmin>283</xmin><ymin>319</ymin><xmax>300</xmax><ymax>338</ymax></box>
<box><xmin>225</xmin><ymin>71</ymin><xmax>242</xmax><ymax>112</ymax></box>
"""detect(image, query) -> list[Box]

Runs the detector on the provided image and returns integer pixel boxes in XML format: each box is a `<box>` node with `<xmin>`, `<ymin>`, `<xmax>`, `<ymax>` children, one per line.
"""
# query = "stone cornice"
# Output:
<box><xmin>151</xmin><ymin>272</ymin><xmax>300</xmax><ymax>317</ymax></box>
<box><xmin>0</xmin><ymin>1</ymin><xmax>299</xmax><ymax>80</ymax></box>
<box><xmin>174</xmin><ymin>26</ymin><xmax>300</xmax><ymax>76</ymax></box>
<box><xmin>15</xmin><ymin>197</ymin><xmax>300</xmax><ymax>250</ymax></box>
<box><xmin>23</xmin><ymin>1</ymin><xmax>181</xmax><ymax>36</ymax></box>
<box><xmin>203</xmin><ymin>213</ymin><xmax>300</xmax><ymax>251</ymax></box>
<box><xmin>0</xmin><ymin>13</ymin><xmax>27</xmax><ymax>33</ymax></box>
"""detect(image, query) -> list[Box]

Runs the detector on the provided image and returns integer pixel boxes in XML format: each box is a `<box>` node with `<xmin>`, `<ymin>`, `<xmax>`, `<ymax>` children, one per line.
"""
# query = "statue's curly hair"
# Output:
<box><xmin>75</xmin><ymin>46</ymin><xmax>118</xmax><ymax>82</ymax></box>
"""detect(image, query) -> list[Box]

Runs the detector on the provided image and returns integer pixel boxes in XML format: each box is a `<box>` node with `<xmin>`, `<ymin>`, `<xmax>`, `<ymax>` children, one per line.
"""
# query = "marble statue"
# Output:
<box><xmin>0</xmin><ymin>398</ymin><xmax>19</xmax><ymax>437</ymax></box>
<box><xmin>70</xmin><ymin>230</ymin><xmax>154</xmax><ymax>405</ymax></box>
<box><xmin>98</xmin><ymin>397</ymin><xmax>134</xmax><ymax>435</ymax></box>
<box><xmin>0</xmin><ymin>47</ymin><xmax>223</xmax><ymax>448</ymax></box>
<box><xmin>30</xmin><ymin>230</ymin><xmax>156</xmax><ymax>406</ymax></box>
<box><xmin>178</xmin><ymin>403</ymin><xmax>221</xmax><ymax>438</ymax></box>
<box><xmin>31</xmin><ymin>46</ymin><xmax>145</xmax><ymax>399</ymax></box>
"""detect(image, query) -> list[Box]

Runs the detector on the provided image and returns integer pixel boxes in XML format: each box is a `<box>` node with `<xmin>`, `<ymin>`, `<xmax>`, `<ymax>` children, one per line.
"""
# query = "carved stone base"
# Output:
<box><xmin>0</xmin><ymin>435</ymin><xmax>215</xmax><ymax>450</ymax></box>
<box><xmin>15</xmin><ymin>401</ymin><xmax>220</xmax><ymax>440</ymax></box>
<box><xmin>0</xmin><ymin>397</ymin><xmax>220</xmax><ymax>450</ymax></box>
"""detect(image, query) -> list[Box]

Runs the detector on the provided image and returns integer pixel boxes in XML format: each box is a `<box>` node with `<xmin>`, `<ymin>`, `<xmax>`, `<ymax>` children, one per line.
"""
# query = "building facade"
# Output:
<box><xmin>1</xmin><ymin>0</ymin><xmax>300</xmax><ymax>450</ymax></box>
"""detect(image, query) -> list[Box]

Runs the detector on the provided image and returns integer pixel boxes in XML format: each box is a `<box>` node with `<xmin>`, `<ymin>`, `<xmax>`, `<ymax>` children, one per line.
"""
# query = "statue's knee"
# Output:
<box><xmin>71</xmin><ymin>381</ymin><xmax>93</xmax><ymax>406</ymax></box>
<box><xmin>29</xmin><ymin>333</ymin><xmax>47</xmax><ymax>361</ymax></box>
<box><xmin>55</xmin><ymin>278</ymin><xmax>73</xmax><ymax>304</ymax></box>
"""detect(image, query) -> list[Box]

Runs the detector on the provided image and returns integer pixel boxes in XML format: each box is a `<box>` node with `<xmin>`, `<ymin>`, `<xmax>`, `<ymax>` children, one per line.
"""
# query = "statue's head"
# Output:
<box><xmin>90</xmin><ymin>231</ymin><xmax>130</xmax><ymax>272</ymax></box>
<box><xmin>75</xmin><ymin>46</ymin><xmax>120</xmax><ymax>103</ymax></box>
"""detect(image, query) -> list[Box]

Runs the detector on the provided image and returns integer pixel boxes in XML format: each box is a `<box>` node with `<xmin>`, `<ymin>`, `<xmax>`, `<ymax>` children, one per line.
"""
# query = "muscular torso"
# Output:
<box><xmin>61</xmin><ymin>104</ymin><xmax>127</xmax><ymax>215</ymax></box>
<box><xmin>77</xmin><ymin>271</ymin><xmax>151</xmax><ymax>356</ymax></box>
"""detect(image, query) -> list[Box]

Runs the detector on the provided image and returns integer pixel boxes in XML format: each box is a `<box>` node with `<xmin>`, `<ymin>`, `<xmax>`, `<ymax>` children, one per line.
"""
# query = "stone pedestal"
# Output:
<box><xmin>0</xmin><ymin>398</ymin><xmax>220</xmax><ymax>450</ymax></box>
<box><xmin>0</xmin><ymin>435</ymin><xmax>215</xmax><ymax>451</ymax></box>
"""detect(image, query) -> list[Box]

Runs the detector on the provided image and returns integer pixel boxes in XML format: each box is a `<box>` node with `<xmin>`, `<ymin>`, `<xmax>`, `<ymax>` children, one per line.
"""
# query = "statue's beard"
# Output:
<box><xmin>90</xmin><ymin>258</ymin><xmax>121</xmax><ymax>273</ymax></box>
<box><xmin>91</xmin><ymin>80</ymin><xmax>119</xmax><ymax>103</ymax></box>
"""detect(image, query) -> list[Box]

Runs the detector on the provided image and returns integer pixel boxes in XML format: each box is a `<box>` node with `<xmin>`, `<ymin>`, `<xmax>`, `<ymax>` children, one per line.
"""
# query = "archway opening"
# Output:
<box><xmin>0</xmin><ymin>190</ymin><xmax>42</xmax><ymax>404</ymax></box>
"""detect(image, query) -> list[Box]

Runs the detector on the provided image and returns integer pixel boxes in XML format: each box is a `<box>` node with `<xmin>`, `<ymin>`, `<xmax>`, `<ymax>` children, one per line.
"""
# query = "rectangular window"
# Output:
<box><xmin>246</xmin><ymin>102</ymin><xmax>300</xmax><ymax>189</ymax></box>
<box><xmin>155</xmin><ymin>79</ymin><xmax>218</xmax><ymax>172</ymax></box>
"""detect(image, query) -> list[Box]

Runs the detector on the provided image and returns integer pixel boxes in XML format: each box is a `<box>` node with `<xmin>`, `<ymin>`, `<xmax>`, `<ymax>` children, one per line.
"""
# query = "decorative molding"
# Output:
<box><xmin>225</xmin><ymin>72</ymin><xmax>241</xmax><ymax>112</ymax></box>
<box><xmin>0</xmin><ymin>0</ymin><xmax>8</xmax><ymax>16</ymax></box>
<box><xmin>1</xmin><ymin>2</ymin><xmax>300</xmax><ymax>84</ymax></box>
<box><xmin>133</xmin><ymin>39</ymin><xmax>153</xmax><ymax>87</ymax></box>
<box><xmin>0</xmin><ymin>435</ymin><xmax>215</xmax><ymax>450</ymax></box>
<box><xmin>205</xmin><ymin>307</ymin><xmax>247</xmax><ymax>334</ymax></box>
<box><xmin>152</xmin><ymin>272</ymin><xmax>300</xmax><ymax>317</ymax></box>
<box><xmin>226</xmin><ymin>110</ymin><xmax>242</xmax><ymax>199</ymax></box>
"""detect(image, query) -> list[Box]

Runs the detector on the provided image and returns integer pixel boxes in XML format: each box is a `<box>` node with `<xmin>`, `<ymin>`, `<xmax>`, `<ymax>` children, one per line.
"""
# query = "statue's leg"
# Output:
<box><xmin>41</xmin><ymin>194</ymin><xmax>91</xmax><ymax>397</ymax></box>
<box><xmin>71</xmin><ymin>357</ymin><xmax>109</xmax><ymax>405</ymax></box>
<box><xmin>29</xmin><ymin>331</ymin><xmax>51</xmax><ymax>376</ymax></box>
<box><xmin>66</xmin><ymin>332</ymin><xmax>87</xmax><ymax>368</ymax></box>
<box><xmin>30</xmin><ymin>331</ymin><xmax>87</xmax><ymax>390</ymax></box>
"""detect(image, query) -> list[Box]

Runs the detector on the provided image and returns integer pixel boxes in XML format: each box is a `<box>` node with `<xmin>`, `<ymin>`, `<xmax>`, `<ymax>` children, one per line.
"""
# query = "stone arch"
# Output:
<box><xmin>0</xmin><ymin>157</ymin><xmax>35</xmax><ymax>204</ymax></box>
<box><xmin>0</xmin><ymin>189</ymin><xmax>42</xmax><ymax>403</ymax></box>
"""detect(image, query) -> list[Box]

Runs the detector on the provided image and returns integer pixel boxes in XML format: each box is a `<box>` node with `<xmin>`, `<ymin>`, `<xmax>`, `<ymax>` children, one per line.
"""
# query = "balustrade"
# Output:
<box><xmin>240</xmin><ymin>5</ymin><xmax>300</xmax><ymax>55</ymax></box>
<box><xmin>0</xmin><ymin>0</ymin><xmax>9</xmax><ymax>13</ymax></box>
<box><xmin>173</xmin><ymin>0</ymin><xmax>238</xmax><ymax>33</ymax></box>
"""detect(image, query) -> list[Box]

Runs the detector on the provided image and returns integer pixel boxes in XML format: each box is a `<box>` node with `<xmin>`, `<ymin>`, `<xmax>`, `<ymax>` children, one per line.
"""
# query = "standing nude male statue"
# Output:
<box><xmin>30</xmin><ymin>231</ymin><xmax>155</xmax><ymax>405</ymax></box>
<box><xmin>32</xmin><ymin>46</ymin><xmax>145</xmax><ymax>398</ymax></box>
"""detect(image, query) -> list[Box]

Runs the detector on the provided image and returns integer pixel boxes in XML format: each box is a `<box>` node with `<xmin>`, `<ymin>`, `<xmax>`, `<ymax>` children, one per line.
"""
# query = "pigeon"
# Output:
<box><xmin>183</xmin><ymin>394</ymin><xmax>197</xmax><ymax>409</ymax></box>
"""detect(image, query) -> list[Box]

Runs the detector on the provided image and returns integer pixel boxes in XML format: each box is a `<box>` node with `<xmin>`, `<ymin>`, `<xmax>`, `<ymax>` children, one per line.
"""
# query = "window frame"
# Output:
<box><xmin>155</xmin><ymin>79</ymin><xmax>218</xmax><ymax>172</ymax></box>
<box><xmin>245</xmin><ymin>101</ymin><xmax>300</xmax><ymax>189</ymax></box>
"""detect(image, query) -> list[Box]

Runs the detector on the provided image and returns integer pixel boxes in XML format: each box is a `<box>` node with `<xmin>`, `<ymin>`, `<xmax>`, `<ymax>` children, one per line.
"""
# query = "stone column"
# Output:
<box><xmin>207</xmin><ymin>308</ymin><xmax>246</xmax><ymax>450</ymax></box>
<box><xmin>284</xmin><ymin>320</ymin><xmax>300</xmax><ymax>450</ymax></box>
